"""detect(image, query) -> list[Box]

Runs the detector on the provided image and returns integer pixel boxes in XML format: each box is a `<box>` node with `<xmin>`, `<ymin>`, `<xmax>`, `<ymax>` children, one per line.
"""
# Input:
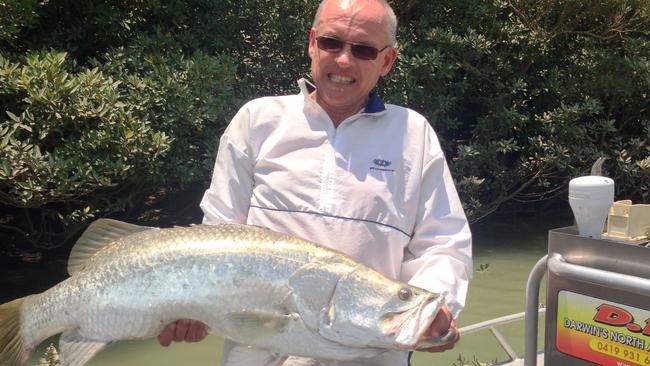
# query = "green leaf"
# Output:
<box><xmin>6</xmin><ymin>111</ymin><xmax>21</xmax><ymax>122</ymax></box>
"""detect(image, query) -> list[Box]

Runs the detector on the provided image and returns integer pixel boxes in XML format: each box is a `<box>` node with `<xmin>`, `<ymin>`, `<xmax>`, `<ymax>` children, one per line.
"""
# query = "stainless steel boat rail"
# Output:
<box><xmin>459</xmin><ymin>308</ymin><xmax>546</xmax><ymax>362</ymax></box>
<box><xmin>523</xmin><ymin>253</ymin><xmax>650</xmax><ymax>366</ymax></box>
<box><xmin>524</xmin><ymin>255</ymin><xmax>548</xmax><ymax>366</ymax></box>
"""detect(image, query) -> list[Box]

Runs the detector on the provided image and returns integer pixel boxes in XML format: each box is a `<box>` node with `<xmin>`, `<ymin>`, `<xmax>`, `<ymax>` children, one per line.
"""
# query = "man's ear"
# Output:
<box><xmin>380</xmin><ymin>47</ymin><xmax>398</xmax><ymax>77</ymax></box>
<box><xmin>308</xmin><ymin>28</ymin><xmax>317</xmax><ymax>59</ymax></box>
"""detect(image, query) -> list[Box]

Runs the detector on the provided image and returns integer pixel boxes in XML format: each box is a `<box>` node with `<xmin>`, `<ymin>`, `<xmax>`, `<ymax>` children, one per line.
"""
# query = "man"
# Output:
<box><xmin>159</xmin><ymin>0</ymin><xmax>472</xmax><ymax>364</ymax></box>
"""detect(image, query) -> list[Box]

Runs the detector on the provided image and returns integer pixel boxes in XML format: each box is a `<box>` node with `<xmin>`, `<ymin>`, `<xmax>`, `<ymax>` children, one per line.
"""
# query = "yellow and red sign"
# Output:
<box><xmin>557</xmin><ymin>291</ymin><xmax>650</xmax><ymax>366</ymax></box>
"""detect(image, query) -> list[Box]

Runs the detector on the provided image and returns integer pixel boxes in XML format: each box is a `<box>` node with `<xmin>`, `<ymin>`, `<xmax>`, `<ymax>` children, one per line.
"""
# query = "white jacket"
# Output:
<box><xmin>200</xmin><ymin>79</ymin><xmax>472</xmax><ymax>365</ymax></box>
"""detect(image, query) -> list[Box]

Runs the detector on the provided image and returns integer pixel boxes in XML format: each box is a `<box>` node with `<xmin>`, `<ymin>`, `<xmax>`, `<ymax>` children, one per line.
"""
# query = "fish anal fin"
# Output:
<box><xmin>59</xmin><ymin>330</ymin><xmax>113</xmax><ymax>366</ymax></box>
<box><xmin>222</xmin><ymin>341</ymin><xmax>288</xmax><ymax>366</ymax></box>
<box><xmin>67</xmin><ymin>219</ymin><xmax>156</xmax><ymax>275</ymax></box>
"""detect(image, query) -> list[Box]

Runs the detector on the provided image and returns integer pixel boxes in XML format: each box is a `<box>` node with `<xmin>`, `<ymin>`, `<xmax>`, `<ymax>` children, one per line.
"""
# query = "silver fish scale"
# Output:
<box><xmin>21</xmin><ymin>224</ymin><xmax>343</xmax><ymax>350</ymax></box>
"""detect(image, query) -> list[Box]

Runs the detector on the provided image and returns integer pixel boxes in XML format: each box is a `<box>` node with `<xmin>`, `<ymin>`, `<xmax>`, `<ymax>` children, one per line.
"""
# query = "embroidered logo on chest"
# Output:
<box><xmin>370</xmin><ymin>158</ymin><xmax>395</xmax><ymax>172</ymax></box>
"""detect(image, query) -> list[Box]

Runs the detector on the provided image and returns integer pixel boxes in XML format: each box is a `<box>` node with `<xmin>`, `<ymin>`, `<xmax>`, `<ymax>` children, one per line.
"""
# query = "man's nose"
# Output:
<box><xmin>335</xmin><ymin>44</ymin><xmax>354</xmax><ymax>66</ymax></box>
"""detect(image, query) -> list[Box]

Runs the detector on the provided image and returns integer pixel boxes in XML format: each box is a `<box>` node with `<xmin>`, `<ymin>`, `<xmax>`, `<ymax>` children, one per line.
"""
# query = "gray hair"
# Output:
<box><xmin>311</xmin><ymin>0</ymin><xmax>398</xmax><ymax>47</ymax></box>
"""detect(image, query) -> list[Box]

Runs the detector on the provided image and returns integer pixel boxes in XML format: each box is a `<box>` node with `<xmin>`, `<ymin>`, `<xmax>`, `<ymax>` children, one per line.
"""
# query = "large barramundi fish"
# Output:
<box><xmin>0</xmin><ymin>219</ymin><xmax>453</xmax><ymax>365</ymax></box>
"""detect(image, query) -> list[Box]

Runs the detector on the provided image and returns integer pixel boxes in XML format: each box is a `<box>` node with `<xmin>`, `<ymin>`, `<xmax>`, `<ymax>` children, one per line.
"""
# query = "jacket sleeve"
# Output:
<box><xmin>199</xmin><ymin>106</ymin><xmax>255</xmax><ymax>225</ymax></box>
<box><xmin>401</xmin><ymin>126</ymin><xmax>473</xmax><ymax>318</ymax></box>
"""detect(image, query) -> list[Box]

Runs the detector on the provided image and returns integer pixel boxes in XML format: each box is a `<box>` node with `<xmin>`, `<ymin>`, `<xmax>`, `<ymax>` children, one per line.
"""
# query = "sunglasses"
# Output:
<box><xmin>315</xmin><ymin>36</ymin><xmax>389</xmax><ymax>61</ymax></box>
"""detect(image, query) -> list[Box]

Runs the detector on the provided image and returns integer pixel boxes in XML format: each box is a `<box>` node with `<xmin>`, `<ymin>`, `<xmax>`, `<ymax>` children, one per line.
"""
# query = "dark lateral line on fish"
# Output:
<box><xmin>249</xmin><ymin>205</ymin><xmax>413</xmax><ymax>239</ymax></box>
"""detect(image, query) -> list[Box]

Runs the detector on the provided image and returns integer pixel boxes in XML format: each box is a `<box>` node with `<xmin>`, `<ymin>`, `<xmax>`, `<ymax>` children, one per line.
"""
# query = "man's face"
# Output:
<box><xmin>308</xmin><ymin>0</ymin><xmax>397</xmax><ymax>121</ymax></box>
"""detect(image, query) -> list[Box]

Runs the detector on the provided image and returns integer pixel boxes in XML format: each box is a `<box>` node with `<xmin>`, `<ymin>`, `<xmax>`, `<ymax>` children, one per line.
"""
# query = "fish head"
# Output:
<box><xmin>317</xmin><ymin>267</ymin><xmax>445</xmax><ymax>350</ymax></box>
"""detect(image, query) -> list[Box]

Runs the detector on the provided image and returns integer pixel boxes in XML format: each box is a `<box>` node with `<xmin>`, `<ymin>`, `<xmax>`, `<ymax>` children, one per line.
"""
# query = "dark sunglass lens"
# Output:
<box><xmin>317</xmin><ymin>36</ymin><xmax>383</xmax><ymax>60</ymax></box>
<box><xmin>318</xmin><ymin>37</ymin><xmax>343</xmax><ymax>52</ymax></box>
<box><xmin>352</xmin><ymin>45</ymin><xmax>378</xmax><ymax>60</ymax></box>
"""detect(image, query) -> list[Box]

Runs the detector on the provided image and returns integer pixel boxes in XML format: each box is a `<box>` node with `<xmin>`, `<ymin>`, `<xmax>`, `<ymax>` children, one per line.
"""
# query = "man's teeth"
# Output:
<box><xmin>329</xmin><ymin>74</ymin><xmax>354</xmax><ymax>84</ymax></box>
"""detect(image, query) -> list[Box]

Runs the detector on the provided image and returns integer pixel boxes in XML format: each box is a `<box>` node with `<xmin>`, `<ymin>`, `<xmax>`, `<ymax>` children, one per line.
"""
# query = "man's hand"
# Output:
<box><xmin>418</xmin><ymin>306</ymin><xmax>460</xmax><ymax>352</ymax></box>
<box><xmin>158</xmin><ymin>319</ymin><xmax>209</xmax><ymax>347</ymax></box>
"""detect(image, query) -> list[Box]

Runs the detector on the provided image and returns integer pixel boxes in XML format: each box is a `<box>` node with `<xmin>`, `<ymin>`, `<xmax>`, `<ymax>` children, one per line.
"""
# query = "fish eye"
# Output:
<box><xmin>398</xmin><ymin>288</ymin><xmax>412</xmax><ymax>301</ymax></box>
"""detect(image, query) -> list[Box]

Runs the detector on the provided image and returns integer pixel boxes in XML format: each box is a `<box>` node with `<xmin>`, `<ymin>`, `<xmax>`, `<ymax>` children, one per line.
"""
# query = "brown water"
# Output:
<box><xmin>21</xmin><ymin>213</ymin><xmax>571</xmax><ymax>365</ymax></box>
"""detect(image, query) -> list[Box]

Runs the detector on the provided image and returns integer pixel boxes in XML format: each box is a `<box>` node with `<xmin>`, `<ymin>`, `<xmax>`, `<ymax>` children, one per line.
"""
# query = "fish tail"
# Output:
<box><xmin>0</xmin><ymin>297</ymin><xmax>30</xmax><ymax>366</ymax></box>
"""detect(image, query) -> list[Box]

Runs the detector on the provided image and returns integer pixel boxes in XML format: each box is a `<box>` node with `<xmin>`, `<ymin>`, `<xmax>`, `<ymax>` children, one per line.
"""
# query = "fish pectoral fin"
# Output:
<box><xmin>59</xmin><ymin>330</ymin><xmax>114</xmax><ymax>366</ymax></box>
<box><xmin>67</xmin><ymin>219</ymin><xmax>157</xmax><ymax>275</ymax></box>
<box><xmin>288</xmin><ymin>262</ymin><xmax>342</xmax><ymax>329</ymax></box>
<box><xmin>221</xmin><ymin>311</ymin><xmax>294</xmax><ymax>340</ymax></box>
<box><xmin>222</xmin><ymin>341</ymin><xmax>288</xmax><ymax>366</ymax></box>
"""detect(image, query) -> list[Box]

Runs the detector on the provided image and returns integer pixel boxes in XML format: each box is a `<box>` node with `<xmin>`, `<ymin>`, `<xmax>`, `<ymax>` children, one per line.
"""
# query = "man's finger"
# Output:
<box><xmin>173</xmin><ymin>319</ymin><xmax>190</xmax><ymax>342</ymax></box>
<box><xmin>185</xmin><ymin>321</ymin><xmax>199</xmax><ymax>342</ymax></box>
<box><xmin>158</xmin><ymin>322</ymin><xmax>176</xmax><ymax>347</ymax></box>
<box><xmin>194</xmin><ymin>322</ymin><xmax>208</xmax><ymax>342</ymax></box>
<box><xmin>186</xmin><ymin>321</ymin><xmax>208</xmax><ymax>342</ymax></box>
<box><xmin>199</xmin><ymin>325</ymin><xmax>209</xmax><ymax>340</ymax></box>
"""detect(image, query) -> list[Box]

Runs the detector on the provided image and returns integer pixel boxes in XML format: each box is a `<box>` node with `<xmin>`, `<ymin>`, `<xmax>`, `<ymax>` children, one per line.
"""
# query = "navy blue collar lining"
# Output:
<box><xmin>303</xmin><ymin>80</ymin><xmax>386</xmax><ymax>114</ymax></box>
<box><xmin>365</xmin><ymin>91</ymin><xmax>386</xmax><ymax>113</ymax></box>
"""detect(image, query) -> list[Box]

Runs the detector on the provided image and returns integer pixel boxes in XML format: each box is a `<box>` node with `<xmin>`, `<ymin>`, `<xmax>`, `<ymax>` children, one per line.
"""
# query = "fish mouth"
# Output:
<box><xmin>381</xmin><ymin>295</ymin><xmax>445</xmax><ymax>349</ymax></box>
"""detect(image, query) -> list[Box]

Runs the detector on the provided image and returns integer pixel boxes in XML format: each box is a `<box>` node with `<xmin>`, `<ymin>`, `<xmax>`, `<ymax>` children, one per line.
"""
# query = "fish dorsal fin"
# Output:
<box><xmin>67</xmin><ymin>219</ymin><xmax>156</xmax><ymax>275</ymax></box>
<box><xmin>59</xmin><ymin>330</ymin><xmax>114</xmax><ymax>366</ymax></box>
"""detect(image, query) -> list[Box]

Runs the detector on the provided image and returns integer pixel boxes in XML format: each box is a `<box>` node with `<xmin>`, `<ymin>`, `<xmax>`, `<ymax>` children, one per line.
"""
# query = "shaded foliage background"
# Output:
<box><xmin>0</xmin><ymin>0</ymin><xmax>648</xmax><ymax>251</ymax></box>
<box><xmin>387</xmin><ymin>0</ymin><xmax>649</xmax><ymax>220</ymax></box>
